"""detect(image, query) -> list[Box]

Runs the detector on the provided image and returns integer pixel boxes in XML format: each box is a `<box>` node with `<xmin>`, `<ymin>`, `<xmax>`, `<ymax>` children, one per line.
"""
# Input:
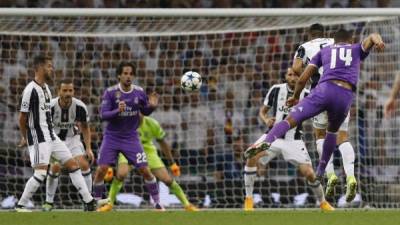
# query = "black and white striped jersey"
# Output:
<box><xmin>20</xmin><ymin>80</ymin><xmax>56</xmax><ymax>146</ymax></box>
<box><xmin>294</xmin><ymin>38</ymin><xmax>334</xmax><ymax>89</ymax></box>
<box><xmin>263</xmin><ymin>83</ymin><xmax>309</xmax><ymax>140</ymax></box>
<box><xmin>50</xmin><ymin>97</ymin><xmax>89</xmax><ymax>141</ymax></box>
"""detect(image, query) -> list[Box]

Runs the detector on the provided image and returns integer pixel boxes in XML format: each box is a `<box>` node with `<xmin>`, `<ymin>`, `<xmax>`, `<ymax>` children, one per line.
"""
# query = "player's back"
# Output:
<box><xmin>314</xmin><ymin>43</ymin><xmax>369</xmax><ymax>88</ymax></box>
<box><xmin>20</xmin><ymin>81</ymin><xmax>56</xmax><ymax>145</ymax></box>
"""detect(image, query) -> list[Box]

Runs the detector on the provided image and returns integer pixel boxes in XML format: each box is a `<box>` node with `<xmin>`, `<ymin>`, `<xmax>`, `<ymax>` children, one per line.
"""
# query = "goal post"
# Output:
<box><xmin>0</xmin><ymin>8</ymin><xmax>399</xmax><ymax>209</ymax></box>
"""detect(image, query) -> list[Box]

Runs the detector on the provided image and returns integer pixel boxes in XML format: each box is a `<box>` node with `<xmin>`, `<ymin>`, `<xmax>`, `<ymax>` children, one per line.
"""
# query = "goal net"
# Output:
<box><xmin>0</xmin><ymin>9</ymin><xmax>398</xmax><ymax>209</ymax></box>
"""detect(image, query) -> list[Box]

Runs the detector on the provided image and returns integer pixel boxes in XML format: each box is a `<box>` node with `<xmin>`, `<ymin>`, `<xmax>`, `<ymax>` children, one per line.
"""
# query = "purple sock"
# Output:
<box><xmin>93</xmin><ymin>182</ymin><xmax>105</xmax><ymax>200</ymax></box>
<box><xmin>145</xmin><ymin>178</ymin><xmax>160</xmax><ymax>204</ymax></box>
<box><xmin>265</xmin><ymin>120</ymin><xmax>291</xmax><ymax>143</ymax></box>
<box><xmin>316</xmin><ymin>132</ymin><xmax>337</xmax><ymax>177</ymax></box>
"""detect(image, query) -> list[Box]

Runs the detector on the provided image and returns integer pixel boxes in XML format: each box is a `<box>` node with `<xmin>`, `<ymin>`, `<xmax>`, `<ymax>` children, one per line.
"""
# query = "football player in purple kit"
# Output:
<box><xmin>92</xmin><ymin>62</ymin><xmax>163</xmax><ymax>210</ymax></box>
<box><xmin>244</xmin><ymin>29</ymin><xmax>384</xmax><ymax>183</ymax></box>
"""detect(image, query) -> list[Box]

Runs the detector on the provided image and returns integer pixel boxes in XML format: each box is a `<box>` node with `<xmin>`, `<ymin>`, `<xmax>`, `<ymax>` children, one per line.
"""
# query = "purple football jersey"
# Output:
<box><xmin>100</xmin><ymin>84</ymin><xmax>155</xmax><ymax>139</ymax></box>
<box><xmin>310</xmin><ymin>43</ymin><xmax>369</xmax><ymax>88</ymax></box>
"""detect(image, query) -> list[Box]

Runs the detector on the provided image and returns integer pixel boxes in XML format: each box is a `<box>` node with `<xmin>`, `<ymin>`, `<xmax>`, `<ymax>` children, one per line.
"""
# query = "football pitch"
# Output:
<box><xmin>1</xmin><ymin>210</ymin><xmax>400</xmax><ymax>225</ymax></box>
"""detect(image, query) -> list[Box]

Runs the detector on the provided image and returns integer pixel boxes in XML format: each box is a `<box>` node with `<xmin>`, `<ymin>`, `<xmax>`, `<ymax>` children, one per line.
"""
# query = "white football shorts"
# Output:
<box><xmin>312</xmin><ymin>111</ymin><xmax>350</xmax><ymax>131</ymax></box>
<box><xmin>28</xmin><ymin>136</ymin><xmax>72</xmax><ymax>167</ymax></box>
<box><xmin>255</xmin><ymin>134</ymin><xmax>312</xmax><ymax>166</ymax></box>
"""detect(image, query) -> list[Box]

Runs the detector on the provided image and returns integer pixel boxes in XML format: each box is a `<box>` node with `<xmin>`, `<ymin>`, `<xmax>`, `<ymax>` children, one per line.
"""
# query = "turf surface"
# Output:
<box><xmin>1</xmin><ymin>210</ymin><xmax>400</xmax><ymax>225</ymax></box>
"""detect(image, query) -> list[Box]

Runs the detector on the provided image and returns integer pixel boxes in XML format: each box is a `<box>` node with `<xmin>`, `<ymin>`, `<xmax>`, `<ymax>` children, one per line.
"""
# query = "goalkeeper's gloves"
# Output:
<box><xmin>170</xmin><ymin>163</ymin><xmax>181</xmax><ymax>177</ymax></box>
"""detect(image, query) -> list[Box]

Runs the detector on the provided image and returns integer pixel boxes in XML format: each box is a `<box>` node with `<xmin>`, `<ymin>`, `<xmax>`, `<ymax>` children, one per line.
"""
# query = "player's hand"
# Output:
<box><xmin>149</xmin><ymin>92</ymin><xmax>159</xmax><ymax>108</ymax></box>
<box><xmin>85</xmin><ymin>148</ymin><xmax>95</xmax><ymax>165</ymax></box>
<box><xmin>17</xmin><ymin>137</ymin><xmax>27</xmax><ymax>148</ymax></box>
<box><xmin>265</xmin><ymin>118</ymin><xmax>276</xmax><ymax>128</ymax></box>
<box><xmin>375</xmin><ymin>42</ymin><xmax>385</xmax><ymax>52</ymax></box>
<box><xmin>170</xmin><ymin>163</ymin><xmax>181</xmax><ymax>177</ymax></box>
<box><xmin>384</xmin><ymin>98</ymin><xmax>396</xmax><ymax>118</ymax></box>
<box><xmin>286</xmin><ymin>97</ymin><xmax>299</xmax><ymax>107</ymax></box>
<box><xmin>118</xmin><ymin>101</ymin><xmax>126</xmax><ymax>112</ymax></box>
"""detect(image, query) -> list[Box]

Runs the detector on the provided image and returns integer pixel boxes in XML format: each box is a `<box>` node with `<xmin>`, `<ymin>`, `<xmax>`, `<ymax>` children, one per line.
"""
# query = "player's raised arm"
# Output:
<box><xmin>100</xmin><ymin>90</ymin><xmax>120</xmax><ymax>120</ymax></box>
<box><xmin>290</xmin><ymin>65</ymin><xmax>317</xmax><ymax>104</ymax></box>
<box><xmin>140</xmin><ymin>92</ymin><xmax>158</xmax><ymax>116</ymax></box>
<box><xmin>362</xmin><ymin>33</ymin><xmax>385</xmax><ymax>52</ymax></box>
<box><xmin>292</xmin><ymin>46</ymin><xmax>306</xmax><ymax>76</ymax></box>
<box><xmin>385</xmin><ymin>72</ymin><xmax>400</xmax><ymax>118</ymax></box>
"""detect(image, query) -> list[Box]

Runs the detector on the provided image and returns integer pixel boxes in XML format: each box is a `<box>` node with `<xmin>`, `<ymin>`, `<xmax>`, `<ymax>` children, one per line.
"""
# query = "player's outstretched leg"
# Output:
<box><xmin>151</xmin><ymin>167</ymin><xmax>199</xmax><ymax>212</ymax></box>
<box><xmin>298</xmin><ymin>164</ymin><xmax>335</xmax><ymax>212</ymax></box>
<box><xmin>315</xmin><ymin>138</ymin><xmax>338</xmax><ymax>198</ymax></box>
<box><xmin>43</xmin><ymin>163</ymin><xmax>61</xmax><ymax>211</ymax></box>
<box><xmin>16</xmin><ymin>168</ymin><xmax>48</xmax><ymax>212</ymax></box>
<box><xmin>63</xmin><ymin>158</ymin><xmax>96</xmax><ymax>211</ymax></box>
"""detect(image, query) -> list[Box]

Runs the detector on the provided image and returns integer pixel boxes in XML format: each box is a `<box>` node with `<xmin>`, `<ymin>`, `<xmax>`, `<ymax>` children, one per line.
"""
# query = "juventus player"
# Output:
<box><xmin>42</xmin><ymin>79</ymin><xmax>94</xmax><ymax>211</ymax></box>
<box><xmin>17</xmin><ymin>56</ymin><xmax>96</xmax><ymax>212</ymax></box>
<box><xmin>292</xmin><ymin>23</ymin><xmax>357</xmax><ymax>202</ymax></box>
<box><xmin>243</xmin><ymin>68</ymin><xmax>334</xmax><ymax>211</ymax></box>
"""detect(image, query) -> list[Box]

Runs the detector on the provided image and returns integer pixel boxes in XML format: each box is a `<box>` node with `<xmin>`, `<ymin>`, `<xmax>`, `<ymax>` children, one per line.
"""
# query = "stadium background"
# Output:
<box><xmin>0</xmin><ymin>0</ymin><xmax>399</xmax><ymax>210</ymax></box>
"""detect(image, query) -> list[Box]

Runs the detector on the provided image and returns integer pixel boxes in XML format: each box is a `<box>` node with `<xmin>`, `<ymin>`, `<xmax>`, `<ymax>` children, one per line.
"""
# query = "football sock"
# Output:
<box><xmin>244</xmin><ymin>166</ymin><xmax>257</xmax><ymax>198</ymax></box>
<box><xmin>18</xmin><ymin>170</ymin><xmax>47</xmax><ymax>206</ymax></box>
<box><xmin>317</xmin><ymin>132</ymin><xmax>337</xmax><ymax>177</ymax></box>
<box><xmin>169</xmin><ymin>180</ymin><xmax>190</xmax><ymax>207</ymax></box>
<box><xmin>145</xmin><ymin>177</ymin><xmax>160</xmax><ymax>204</ymax></box>
<box><xmin>338</xmin><ymin>142</ymin><xmax>355</xmax><ymax>177</ymax></box>
<box><xmin>108</xmin><ymin>178</ymin><xmax>124</xmax><ymax>205</ymax></box>
<box><xmin>265</xmin><ymin>120</ymin><xmax>291</xmax><ymax>143</ymax></box>
<box><xmin>81</xmin><ymin>169</ymin><xmax>92</xmax><ymax>192</ymax></box>
<box><xmin>309</xmin><ymin>181</ymin><xmax>326</xmax><ymax>203</ymax></box>
<box><xmin>45</xmin><ymin>171</ymin><xmax>59</xmax><ymax>204</ymax></box>
<box><xmin>93</xmin><ymin>181</ymin><xmax>105</xmax><ymax>200</ymax></box>
<box><xmin>69</xmin><ymin>168</ymin><xmax>93</xmax><ymax>203</ymax></box>
<box><xmin>316</xmin><ymin>139</ymin><xmax>335</xmax><ymax>177</ymax></box>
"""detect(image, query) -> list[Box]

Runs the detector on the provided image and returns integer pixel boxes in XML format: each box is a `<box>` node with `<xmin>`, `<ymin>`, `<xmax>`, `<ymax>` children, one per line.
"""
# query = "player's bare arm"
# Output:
<box><xmin>287</xmin><ymin>65</ymin><xmax>317</xmax><ymax>106</ymax></box>
<box><xmin>385</xmin><ymin>72</ymin><xmax>400</xmax><ymax>118</ymax></box>
<box><xmin>292</xmin><ymin>58</ymin><xmax>304</xmax><ymax>76</ymax></box>
<box><xmin>158</xmin><ymin>139</ymin><xmax>180</xmax><ymax>177</ymax></box>
<box><xmin>79</xmin><ymin>121</ymin><xmax>94</xmax><ymax>163</ymax></box>
<box><xmin>18</xmin><ymin>112</ymin><xmax>28</xmax><ymax>147</ymax></box>
<box><xmin>362</xmin><ymin>33</ymin><xmax>385</xmax><ymax>52</ymax></box>
<box><xmin>259</xmin><ymin>105</ymin><xmax>275</xmax><ymax>128</ymax></box>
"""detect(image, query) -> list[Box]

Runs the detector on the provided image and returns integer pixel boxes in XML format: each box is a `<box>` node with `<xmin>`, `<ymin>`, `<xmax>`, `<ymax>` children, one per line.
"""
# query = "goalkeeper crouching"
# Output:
<box><xmin>97</xmin><ymin>115</ymin><xmax>199</xmax><ymax>212</ymax></box>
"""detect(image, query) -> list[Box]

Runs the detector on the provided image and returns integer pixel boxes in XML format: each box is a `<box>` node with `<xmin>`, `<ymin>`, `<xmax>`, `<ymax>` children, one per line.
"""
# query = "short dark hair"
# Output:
<box><xmin>116</xmin><ymin>62</ymin><xmax>136</xmax><ymax>77</ymax></box>
<box><xmin>57</xmin><ymin>78</ymin><xmax>73</xmax><ymax>89</ymax></box>
<box><xmin>309</xmin><ymin>23</ymin><xmax>324</xmax><ymax>34</ymax></box>
<box><xmin>33</xmin><ymin>55</ymin><xmax>51</xmax><ymax>69</ymax></box>
<box><xmin>333</xmin><ymin>28</ymin><xmax>353</xmax><ymax>43</ymax></box>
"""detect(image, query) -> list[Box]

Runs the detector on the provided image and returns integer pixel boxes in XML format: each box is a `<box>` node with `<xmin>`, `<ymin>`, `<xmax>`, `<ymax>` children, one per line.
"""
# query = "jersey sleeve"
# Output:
<box><xmin>294</xmin><ymin>45</ymin><xmax>306</xmax><ymax>60</ymax></box>
<box><xmin>263</xmin><ymin>86</ymin><xmax>279</xmax><ymax>107</ymax></box>
<box><xmin>358</xmin><ymin>42</ymin><xmax>370</xmax><ymax>61</ymax></box>
<box><xmin>309</xmin><ymin>50</ymin><xmax>322</xmax><ymax>68</ymax></box>
<box><xmin>149</xmin><ymin>117</ymin><xmax>166</xmax><ymax>141</ymax></box>
<box><xmin>20</xmin><ymin>86</ymin><xmax>33</xmax><ymax>112</ymax></box>
<box><xmin>100</xmin><ymin>90</ymin><xmax>119</xmax><ymax>120</ymax></box>
<box><xmin>76</xmin><ymin>101</ymin><xmax>89</xmax><ymax>122</ymax></box>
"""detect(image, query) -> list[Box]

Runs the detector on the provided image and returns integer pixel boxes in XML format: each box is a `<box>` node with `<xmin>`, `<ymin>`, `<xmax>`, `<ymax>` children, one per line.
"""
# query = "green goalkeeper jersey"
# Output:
<box><xmin>138</xmin><ymin>116</ymin><xmax>166</xmax><ymax>155</ymax></box>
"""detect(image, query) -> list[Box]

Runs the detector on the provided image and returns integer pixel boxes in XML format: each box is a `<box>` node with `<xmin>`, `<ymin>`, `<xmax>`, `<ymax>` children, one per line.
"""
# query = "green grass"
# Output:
<box><xmin>1</xmin><ymin>210</ymin><xmax>400</xmax><ymax>225</ymax></box>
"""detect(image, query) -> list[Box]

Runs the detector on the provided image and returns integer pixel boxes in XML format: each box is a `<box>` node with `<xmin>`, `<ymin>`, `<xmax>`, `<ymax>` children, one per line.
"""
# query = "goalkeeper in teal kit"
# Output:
<box><xmin>97</xmin><ymin>115</ymin><xmax>199</xmax><ymax>212</ymax></box>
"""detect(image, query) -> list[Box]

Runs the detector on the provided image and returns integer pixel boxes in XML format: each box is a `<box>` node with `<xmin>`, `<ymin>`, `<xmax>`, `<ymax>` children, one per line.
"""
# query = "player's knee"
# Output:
<box><xmin>51</xmin><ymin>163</ymin><xmax>62</xmax><ymax>174</ymax></box>
<box><xmin>78</xmin><ymin>157</ymin><xmax>90</xmax><ymax>171</ymax></box>
<box><xmin>139</xmin><ymin>167</ymin><xmax>154</xmax><ymax>180</ymax></box>
<box><xmin>33</xmin><ymin>169</ymin><xmax>47</xmax><ymax>183</ymax></box>
<box><xmin>314</xmin><ymin>128</ymin><xmax>326</xmax><ymax>140</ymax></box>
<box><xmin>63</xmin><ymin>158</ymin><xmax>79</xmax><ymax>171</ymax></box>
<box><xmin>95</xmin><ymin>165</ymin><xmax>109</xmax><ymax>179</ymax></box>
<box><xmin>116</xmin><ymin>166</ymin><xmax>129</xmax><ymax>180</ymax></box>
<box><xmin>299</xmin><ymin>165</ymin><xmax>315</xmax><ymax>180</ymax></box>
<box><xmin>286</xmin><ymin>116</ymin><xmax>298</xmax><ymax>128</ymax></box>
<box><xmin>337</xmin><ymin>131</ymin><xmax>348</xmax><ymax>144</ymax></box>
